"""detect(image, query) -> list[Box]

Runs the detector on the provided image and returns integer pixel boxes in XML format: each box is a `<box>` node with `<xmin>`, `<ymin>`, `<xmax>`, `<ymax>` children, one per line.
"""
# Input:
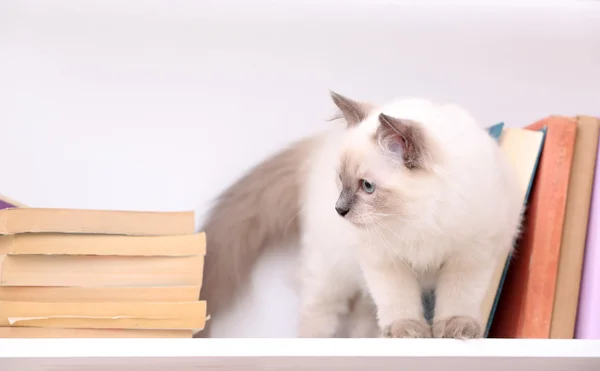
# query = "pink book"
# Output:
<box><xmin>575</xmin><ymin>140</ymin><xmax>600</xmax><ymax>339</ymax></box>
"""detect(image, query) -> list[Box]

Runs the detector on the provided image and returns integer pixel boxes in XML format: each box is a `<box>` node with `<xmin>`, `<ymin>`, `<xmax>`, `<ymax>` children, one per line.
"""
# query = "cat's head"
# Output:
<box><xmin>330</xmin><ymin>91</ymin><xmax>442</xmax><ymax>227</ymax></box>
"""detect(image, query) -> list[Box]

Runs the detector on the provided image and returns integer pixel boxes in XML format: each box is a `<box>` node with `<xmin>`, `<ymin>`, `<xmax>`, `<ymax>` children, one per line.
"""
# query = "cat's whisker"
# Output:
<box><xmin>372</xmin><ymin>218</ymin><xmax>418</xmax><ymax>277</ymax></box>
<box><xmin>369</xmin><ymin>223</ymin><xmax>398</xmax><ymax>271</ymax></box>
<box><xmin>372</xmin><ymin>217</ymin><xmax>405</xmax><ymax>242</ymax></box>
<box><xmin>369</xmin><ymin>219</ymin><xmax>408</xmax><ymax>275</ymax></box>
<box><xmin>372</xmin><ymin>212</ymin><xmax>406</xmax><ymax>217</ymax></box>
<box><xmin>370</xmin><ymin>213</ymin><xmax>408</xmax><ymax>224</ymax></box>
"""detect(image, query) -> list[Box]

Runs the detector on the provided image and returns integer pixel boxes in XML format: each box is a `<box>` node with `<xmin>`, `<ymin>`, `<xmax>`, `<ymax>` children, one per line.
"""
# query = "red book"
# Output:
<box><xmin>489</xmin><ymin>116</ymin><xmax>577</xmax><ymax>338</ymax></box>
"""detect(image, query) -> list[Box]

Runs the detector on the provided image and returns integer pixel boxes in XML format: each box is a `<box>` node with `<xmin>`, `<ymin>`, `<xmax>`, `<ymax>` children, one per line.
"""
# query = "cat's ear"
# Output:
<box><xmin>376</xmin><ymin>113</ymin><xmax>427</xmax><ymax>170</ymax></box>
<box><xmin>329</xmin><ymin>91</ymin><xmax>374</xmax><ymax>128</ymax></box>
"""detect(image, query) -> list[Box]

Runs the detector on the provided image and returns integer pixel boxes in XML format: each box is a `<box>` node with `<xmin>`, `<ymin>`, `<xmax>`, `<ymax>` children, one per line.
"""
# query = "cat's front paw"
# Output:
<box><xmin>432</xmin><ymin>316</ymin><xmax>482</xmax><ymax>339</ymax></box>
<box><xmin>381</xmin><ymin>319</ymin><xmax>432</xmax><ymax>338</ymax></box>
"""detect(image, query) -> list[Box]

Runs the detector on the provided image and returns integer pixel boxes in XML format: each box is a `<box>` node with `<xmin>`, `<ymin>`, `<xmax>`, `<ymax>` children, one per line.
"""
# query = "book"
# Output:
<box><xmin>575</xmin><ymin>121</ymin><xmax>600</xmax><ymax>339</ymax></box>
<box><xmin>489</xmin><ymin>116</ymin><xmax>578</xmax><ymax>338</ymax></box>
<box><xmin>0</xmin><ymin>205</ymin><xmax>207</xmax><ymax>338</ymax></box>
<box><xmin>0</xmin><ymin>200</ymin><xmax>14</xmax><ymax>210</ymax></box>
<box><xmin>0</xmin><ymin>208</ymin><xmax>195</xmax><ymax>236</ymax></box>
<box><xmin>0</xmin><ymin>194</ymin><xmax>25</xmax><ymax>210</ymax></box>
<box><xmin>0</xmin><ymin>286</ymin><xmax>201</xmax><ymax>302</ymax></box>
<box><xmin>0</xmin><ymin>327</ymin><xmax>193</xmax><ymax>338</ymax></box>
<box><xmin>0</xmin><ymin>254</ymin><xmax>204</xmax><ymax>287</ymax></box>
<box><xmin>551</xmin><ymin>116</ymin><xmax>600</xmax><ymax>339</ymax></box>
<box><xmin>0</xmin><ymin>301</ymin><xmax>207</xmax><ymax>330</ymax></box>
<box><xmin>487</xmin><ymin>122</ymin><xmax>504</xmax><ymax>139</ymax></box>
<box><xmin>0</xmin><ymin>232</ymin><xmax>205</xmax><ymax>256</ymax></box>
<box><xmin>481</xmin><ymin>126</ymin><xmax>546</xmax><ymax>336</ymax></box>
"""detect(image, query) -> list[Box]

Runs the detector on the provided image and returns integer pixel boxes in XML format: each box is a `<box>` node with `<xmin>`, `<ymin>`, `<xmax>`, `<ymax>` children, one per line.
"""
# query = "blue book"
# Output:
<box><xmin>487</xmin><ymin>122</ymin><xmax>504</xmax><ymax>139</ymax></box>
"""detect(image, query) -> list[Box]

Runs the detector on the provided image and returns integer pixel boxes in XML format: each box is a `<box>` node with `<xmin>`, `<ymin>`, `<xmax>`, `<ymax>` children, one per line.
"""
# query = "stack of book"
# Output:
<box><xmin>0</xmin><ymin>205</ymin><xmax>207</xmax><ymax>338</ymax></box>
<box><xmin>480</xmin><ymin>115</ymin><xmax>600</xmax><ymax>339</ymax></box>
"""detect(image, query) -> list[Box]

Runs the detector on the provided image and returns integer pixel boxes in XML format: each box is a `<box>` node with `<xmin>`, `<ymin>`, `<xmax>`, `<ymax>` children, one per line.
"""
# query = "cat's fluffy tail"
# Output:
<box><xmin>197</xmin><ymin>135</ymin><xmax>317</xmax><ymax>337</ymax></box>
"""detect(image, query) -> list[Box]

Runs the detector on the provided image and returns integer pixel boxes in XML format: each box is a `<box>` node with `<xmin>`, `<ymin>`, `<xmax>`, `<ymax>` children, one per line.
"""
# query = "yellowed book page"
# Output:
<box><xmin>0</xmin><ymin>327</ymin><xmax>192</xmax><ymax>338</ymax></box>
<box><xmin>0</xmin><ymin>232</ymin><xmax>206</xmax><ymax>256</ymax></box>
<box><xmin>480</xmin><ymin>127</ymin><xmax>546</xmax><ymax>326</ymax></box>
<box><xmin>0</xmin><ymin>208</ymin><xmax>195</xmax><ymax>235</ymax></box>
<box><xmin>550</xmin><ymin>116</ymin><xmax>600</xmax><ymax>339</ymax></box>
<box><xmin>0</xmin><ymin>286</ymin><xmax>201</xmax><ymax>302</ymax></box>
<box><xmin>0</xmin><ymin>255</ymin><xmax>204</xmax><ymax>287</ymax></box>
<box><xmin>0</xmin><ymin>301</ymin><xmax>207</xmax><ymax>330</ymax></box>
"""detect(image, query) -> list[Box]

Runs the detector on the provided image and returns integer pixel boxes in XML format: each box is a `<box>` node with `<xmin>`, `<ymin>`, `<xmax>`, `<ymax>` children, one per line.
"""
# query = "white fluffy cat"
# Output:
<box><xmin>199</xmin><ymin>92</ymin><xmax>523</xmax><ymax>339</ymax></box>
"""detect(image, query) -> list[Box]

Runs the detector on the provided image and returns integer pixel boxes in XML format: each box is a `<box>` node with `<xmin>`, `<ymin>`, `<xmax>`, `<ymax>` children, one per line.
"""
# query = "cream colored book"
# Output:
<box><xmin>481</xmin><ymin>126</ymin><xmax>546</xmax><ymax>333</ymax></box>
<box><xmin>0</xmin><ymin>327</ymin><xmax>193</xmax><ymax>338</ymax></box>
<box><xmin>0</xmin><ymin>232</ymin><xmax>206</xmax><ymax>256</ymax></box>
<box><xmin>0</xmin><ymin>286</ymin><xmax>201</xmax><ymax>302</ymax></box>
<box><xmin>0</xmin><ymin>254</ymin><xmax>204</xmax><ymax>287</ymax></box>
<box><xmin>0</xmin><ymin>301</ymin><xmax>207</xmax><ymax>330</ymax></box>
<box><xmin>0</xmin><ymin>208</ymin><xmax>195</xmax><ymax>235</ymax></box>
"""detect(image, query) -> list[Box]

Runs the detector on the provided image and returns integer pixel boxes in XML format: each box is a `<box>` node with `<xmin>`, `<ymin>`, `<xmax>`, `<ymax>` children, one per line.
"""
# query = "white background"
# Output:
<box><xmin>1</xmin><ymin>0</ymin><xmax>599</xmax><ymax>337</ymax></box>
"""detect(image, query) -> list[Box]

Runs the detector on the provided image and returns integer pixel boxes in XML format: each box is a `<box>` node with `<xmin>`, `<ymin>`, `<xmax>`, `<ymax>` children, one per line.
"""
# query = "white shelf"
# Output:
<box><xmin>0</xmin><ymin>338</ymin><xmax>599</xmax><ymax>371</ymax></box>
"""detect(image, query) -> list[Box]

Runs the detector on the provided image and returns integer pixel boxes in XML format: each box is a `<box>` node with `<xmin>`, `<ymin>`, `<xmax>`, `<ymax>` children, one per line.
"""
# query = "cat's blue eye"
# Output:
<box><xmin>361</xmin><ymin>179</ymin><xmax>376</xmax><ymax>194</ymax></box>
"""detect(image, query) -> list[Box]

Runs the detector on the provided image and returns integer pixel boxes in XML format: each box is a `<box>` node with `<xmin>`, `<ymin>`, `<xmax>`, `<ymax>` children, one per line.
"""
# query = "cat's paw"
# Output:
<box><xmin>381</xmin><ymin>319</ymin><xmax>432</xmax><ymax>338</ymax></box>
<box><xmin>432</xmin><ymin>316</ymin><xmax>482</xmax><ymax>339</ymax></box>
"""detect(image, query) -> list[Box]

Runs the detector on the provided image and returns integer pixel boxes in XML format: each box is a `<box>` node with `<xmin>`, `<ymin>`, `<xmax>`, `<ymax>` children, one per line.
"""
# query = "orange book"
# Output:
<box><xmin>489</xmin><ymin>116</ymin><xmax>577</xmax><ymax>338</ymax></box>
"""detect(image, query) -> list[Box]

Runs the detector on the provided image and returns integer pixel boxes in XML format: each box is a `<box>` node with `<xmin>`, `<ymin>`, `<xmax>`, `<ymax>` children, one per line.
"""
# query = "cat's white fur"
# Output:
<box><xmin>297</xmin><ymin>97</ymin><xmax>522</xmax><ymax>337</ymax></box>
<box><xmin>199</xmin><ymin>93</ymin><xmax>522</xmax><ymax>338</ymax></box>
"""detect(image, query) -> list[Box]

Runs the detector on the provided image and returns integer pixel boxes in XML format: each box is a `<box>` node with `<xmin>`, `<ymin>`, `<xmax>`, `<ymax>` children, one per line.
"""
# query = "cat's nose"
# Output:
<box><xmin>335</xmin><ymin>206</ymin><xmax>350</xmax><ymax>217</ymax></box>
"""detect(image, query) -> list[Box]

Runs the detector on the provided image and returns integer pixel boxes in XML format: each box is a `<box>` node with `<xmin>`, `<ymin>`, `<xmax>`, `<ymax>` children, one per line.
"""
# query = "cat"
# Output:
<box><xmin>198</xmin><ymin>91</ymin><xmax>523</xmax><ymax>338</ymax></box>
